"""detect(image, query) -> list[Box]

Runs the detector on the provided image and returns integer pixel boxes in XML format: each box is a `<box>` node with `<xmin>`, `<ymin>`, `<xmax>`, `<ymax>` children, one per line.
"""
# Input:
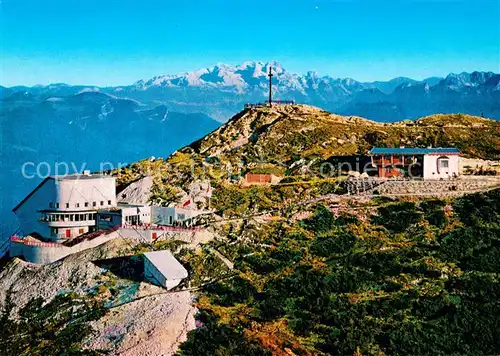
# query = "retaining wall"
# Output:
<box><xmin>369</xmin><ymin>178</ymin><xmax>500</xmax><ymax>196</ymax></box>
<box><xmin>9</xmin><ymin>232</ymin><xmax>119</xmax><ymax>264</ymax></box>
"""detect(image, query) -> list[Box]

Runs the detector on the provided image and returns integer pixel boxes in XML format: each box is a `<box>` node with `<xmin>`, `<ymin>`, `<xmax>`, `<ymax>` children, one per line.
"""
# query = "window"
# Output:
<box><xmin>75</xmin><ymin>215</ymin><xmax>80</xmax><ymax>222</ymax></box>
<box><xmin>75</xmin><ymin>203</ymin><xmax>80</xmax><ymax>208</ymax></box>
<box><xmin>108</xmin><ymin>200</ymin><xmax>112</xmax><ymax>205</ymax></box>
<box><xmin>56</xmin><ymin>203</ymin><xmax>59</xmax><ymax>208</ymax></box>
<box><xmin>85</xmin><ymin>202</ymin><xmax>89</xmax><ymax>208</ymax></box>
<box><xmin>66</xmin><ymin>203</ymin><xmax>69</xmax><ymax>208</ymax></box>
<box><xmin>49</xmin><ymin>202</ymin><xmax>54</xmax><ymax>208</ymax></box>
<box><xmin>93</xmin><ymin>202</ymin><xmax>96</xmax><ymax>207</ymax></box>
<box><xmin>100</xmin><ymin>201</ymin><xmax>104</xmax><ymax>206</ymax></box>
<box><xmin>440</xmin><ymin>160</ymin><xmax>449</xmax><ymax>168</ymax></box>
<box><xmin>79</xmin><ymin>228</ymin><xmax>84</xmax><ymax>234</ymax></box>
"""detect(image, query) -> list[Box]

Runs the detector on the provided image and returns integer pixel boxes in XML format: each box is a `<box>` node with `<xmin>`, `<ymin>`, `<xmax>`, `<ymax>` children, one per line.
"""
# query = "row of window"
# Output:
<box><xmin>125</xmin><ymin>215</ymin><xmax>139</xmax><ymax>223</ymax></box>
<box><xmin>49</xmin><ymin>200</ymin><xmax>112</xmax><ymax>209</ymax></box>
<box><xmin>44</xmin><ymin>213</ymin><xmax>97</xmax><ymax>222</ymax></box>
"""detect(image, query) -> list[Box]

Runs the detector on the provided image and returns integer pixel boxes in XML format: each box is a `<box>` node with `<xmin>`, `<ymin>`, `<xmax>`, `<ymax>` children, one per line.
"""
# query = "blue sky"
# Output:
<box><xmin>1</xmin><ymin>0</ymin><xmax>499</xmax><ymax>86</ymax></box>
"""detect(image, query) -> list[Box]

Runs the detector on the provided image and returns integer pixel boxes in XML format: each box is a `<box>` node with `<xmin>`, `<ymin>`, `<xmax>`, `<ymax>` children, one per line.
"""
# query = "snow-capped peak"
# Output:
<box><xmin>133</xmin><ymin>61</ymin><xmax>292</xmax><ymax>92</ymax></box>
<box><xmin>131</xmin><ymin>62</ymin><xmax>496</xmax><ymax>100</ymax></box>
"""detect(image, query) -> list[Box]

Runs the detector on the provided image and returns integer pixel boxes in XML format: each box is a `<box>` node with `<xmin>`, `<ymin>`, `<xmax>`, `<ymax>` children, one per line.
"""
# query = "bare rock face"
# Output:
<box><xmin>84</xmin><ymin>290</ymin><xmax>196</xmax><ymax>355</ymax></box>
<box><xmin>118</xmin><ymin>176</ymin><xmax>154</xmax><ymax>205</ymax></box>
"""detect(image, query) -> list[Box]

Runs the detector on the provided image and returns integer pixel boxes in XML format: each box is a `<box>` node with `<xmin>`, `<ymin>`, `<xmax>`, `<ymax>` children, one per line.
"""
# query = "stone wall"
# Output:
<box><xmin>368</xmin><ymin>177</ymin><xmax>500</xmax><ymax>196</ymax></box>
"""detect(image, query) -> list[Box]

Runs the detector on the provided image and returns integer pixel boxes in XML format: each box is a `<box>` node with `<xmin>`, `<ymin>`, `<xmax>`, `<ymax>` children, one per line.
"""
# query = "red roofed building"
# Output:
<box><xmin>244</xmin><ymin>173</ymin><xmax>281</xmax><ymax>186</ymax></box>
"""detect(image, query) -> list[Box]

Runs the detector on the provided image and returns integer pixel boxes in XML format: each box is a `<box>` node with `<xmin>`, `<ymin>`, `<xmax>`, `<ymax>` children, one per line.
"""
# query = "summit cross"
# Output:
<box><xmin>268</xmin><ymin>66</ymin><xmax>273</xmax><ymax>105</ymax></box>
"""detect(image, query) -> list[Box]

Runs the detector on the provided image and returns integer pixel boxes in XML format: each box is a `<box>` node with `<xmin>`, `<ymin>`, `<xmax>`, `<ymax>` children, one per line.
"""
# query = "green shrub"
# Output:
<box><xmin>311</xmin><ymin>231</ymin><xmax>356</xmax><ymax>257</ymax></box>
<box><xmin>373</xmin><ymin>202</ymin><xmax>422</xmax><ymax>233</ymax></box>
<box><xmin>419</xmin><ymin>199</ymin><xmax>447</xmax><ymax>227</ymax></box>
<box><xmin>303</xmin><ymin>205</ymin><xmax>336</xmax><ymax>234</ymax></box>
<box><xmin>454</xmin><ymin>190</ymin><xmax>500</xmax><ymax>226</ymax></box>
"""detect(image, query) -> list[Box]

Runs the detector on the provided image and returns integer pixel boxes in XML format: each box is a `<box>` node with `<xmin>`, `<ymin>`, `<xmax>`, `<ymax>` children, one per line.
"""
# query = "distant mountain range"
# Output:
<box><xmin>2</xmin><ymin>61</ymin><xmax>499</xmax><ymax>122</ymax></box>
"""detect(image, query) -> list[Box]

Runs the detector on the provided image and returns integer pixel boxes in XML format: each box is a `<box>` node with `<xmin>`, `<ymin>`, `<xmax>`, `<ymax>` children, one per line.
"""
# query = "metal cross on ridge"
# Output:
<box><xmin>268</xmin><ymin>66</ymin><xmax>273</xmax><ymax>105</ymax></box>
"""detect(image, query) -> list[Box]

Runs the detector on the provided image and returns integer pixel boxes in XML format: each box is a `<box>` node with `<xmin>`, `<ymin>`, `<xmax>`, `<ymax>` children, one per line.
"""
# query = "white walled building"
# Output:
<box><xmin>143</xmin><ymin>250</ymin><xmax>188</xmax><ymax>290</ymax></box>
<box><xmin>422</xmin><ymin>152</ymin><xmax>461</xmax><ymax>179</ymax></box>
<box><xmin>152</xmin><ymin>206</ymin><xmax>203</xmax><ymax>227</ymax></box>
<box><xmin>96</xmin><ymin>205</ymin><xmax>203</xmax><ymax>230</ymax></box>
<box><xmin>97</xmin><ymin>204</ymin><xmax>152</xmax><ymax>230</ymax></box>
<box><xmin>13</xmin><ymin>173</ymin><xmax>117</xmax><ymax>240</ymax></box>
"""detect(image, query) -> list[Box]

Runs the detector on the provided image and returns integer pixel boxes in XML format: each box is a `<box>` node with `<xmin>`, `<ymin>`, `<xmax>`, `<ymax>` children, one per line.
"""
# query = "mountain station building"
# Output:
<box><xmin>369</xmin><ymin>147</ymin><xmax>461</xmax><ymax>179</ymax></box>
<box><xmin>12</xmin><ymin>173</ymin><xmax>117</xmax><ymax>240</ymax></box>
<box><xmin>12</xmin><ymin>173</ymin><xmax>205</xmax><ymax>241</ymax></box>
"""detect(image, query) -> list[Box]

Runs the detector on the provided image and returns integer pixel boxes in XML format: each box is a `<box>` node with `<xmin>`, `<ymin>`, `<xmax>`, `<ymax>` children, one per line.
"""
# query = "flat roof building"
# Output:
<box><xmin>143</xmin><ymin>250</ymin><xmax>188</xmax><ymax>290</ymax></box>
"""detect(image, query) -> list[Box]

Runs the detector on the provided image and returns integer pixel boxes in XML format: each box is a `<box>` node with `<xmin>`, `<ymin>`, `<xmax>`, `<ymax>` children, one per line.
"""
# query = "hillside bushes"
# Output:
<box><xmin>179</xmin><ymin>189</ymin><xmax>500</xmax><ymax>355</ymax></box>
<box><xmin>373</xmin><ymin>202</ymin><xmax>422</xmax><ymax>233</ymax></box>
<box><xmin>0</xmin><ymin>292</ymin><xmax>106</xmax><ymax>355</ymax></box>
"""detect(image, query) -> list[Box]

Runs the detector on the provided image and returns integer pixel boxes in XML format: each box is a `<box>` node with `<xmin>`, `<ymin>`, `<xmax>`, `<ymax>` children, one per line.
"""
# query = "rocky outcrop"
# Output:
<box><xmin>84</xmin><ymin>290</ymin><xmax>196</xmax><ymax>355</ymax></box>
<box><xmin>118</xmin><ymin>176</ymin><xmax>154</xmax><ymax>205</ymax></box>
